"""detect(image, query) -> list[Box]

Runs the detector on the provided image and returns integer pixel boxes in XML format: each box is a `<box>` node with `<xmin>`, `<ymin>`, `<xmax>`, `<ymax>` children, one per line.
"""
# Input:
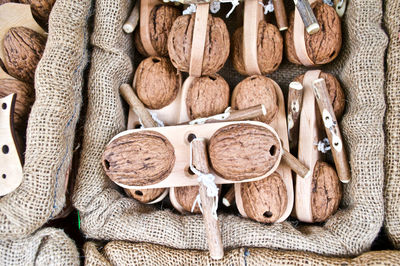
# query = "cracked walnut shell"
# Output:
<box><xmin>186</xmin><ymin>74</ymin><xmax>230</xmax><ymax>120</ymax></box>
<box><xmin>285</xmin><ymin>1</ymin><xmax>342</xmax><ymax>66</ymax></box>
<box><xmin>134</xmin><ymin>56</ymin><xmax>180</xmax><ymax>110</ymax></box>
<box><xmin>167</xmin><ymin>14</ymin><xmax>230</xmax><ymax>75</ymax></box>
<box><xmin>232</xmin><ymin>21</ymin><xmax>283</xmax><ymax>75</ymax></box>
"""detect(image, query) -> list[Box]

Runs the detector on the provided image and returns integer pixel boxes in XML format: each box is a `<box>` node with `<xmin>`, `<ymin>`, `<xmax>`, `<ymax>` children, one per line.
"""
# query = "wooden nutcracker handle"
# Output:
<box><xmin>123</xmin><ymin>0</ymin><xmax>140</xmax><ymax>33</ymax></box>
<box><xmin>222</xmin><ymin>185</ymin><xmax>235</xmax><ymax>207</ymax></box>
<box><xmin>312</xmin><ymin>78</ymin><xmax>350</xmax><ymax>183</ymax></box>
<box><xmin>282</xmin><ymin>149</ymin><xmax>309</xmax><ymax>178</ymax></box>
<box><xmin>273</xmin><ymin>0</ymin><xmax>288</xmax><ymax>31</ymax></box>
<box><xmin>191</xmin><ymin>138</ymin><xmax>224</xmax><ymax>260</ymax></box>
<box><xmin>287</xmin><ymin>82</ymin><xmax>304</xmax><ymax>150</ymax></box>
<box><xmin>293</xmin><ymin>0</ymin><xmax>319</xmax><ymax>34</ymax></box>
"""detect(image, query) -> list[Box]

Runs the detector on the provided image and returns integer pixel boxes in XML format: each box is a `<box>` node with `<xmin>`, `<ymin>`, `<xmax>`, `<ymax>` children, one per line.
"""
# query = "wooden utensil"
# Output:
<box><xmin>123</xmin><ymin>0</ymin><xmax>140</xmax><ymax>33</ymax></box>
<box><xmin>272</xmin><ymin>0</ymin><xmax>288</xmax><ymax>31</ymax></box>
<box><xmin>139</xmin><ymin>0</ymin><xmax>161</xmax><ymax>56</ymax></box>
<box><xmin>293</xmin><ymin>0</ymin><xmax>319</xmax><ymax>34</ymax></box>
<box><xmin>288</xmin><ymin>81</ymin><xmax>304</xmax><ymax>150</ymax></box>
<box><xmin>0</xmin><ymin>94</ymin><xmax>23</xmax><ymax>196</ymax></box>
<box><xmin>312</xmin><ymin>78</ymin><xmax>350</xmax><ymax>183</ymax></box>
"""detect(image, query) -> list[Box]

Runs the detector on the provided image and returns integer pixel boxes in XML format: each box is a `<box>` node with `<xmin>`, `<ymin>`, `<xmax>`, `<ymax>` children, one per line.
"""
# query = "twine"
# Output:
<box><xmin>314</xmin><ymin>137</ymin><xmax>331</xmax><ymax>153</ymax></box>
<box><xmin>259</xmin><ymin>0</ymin><xmax>274</xmax><ymax>14</ymax></box>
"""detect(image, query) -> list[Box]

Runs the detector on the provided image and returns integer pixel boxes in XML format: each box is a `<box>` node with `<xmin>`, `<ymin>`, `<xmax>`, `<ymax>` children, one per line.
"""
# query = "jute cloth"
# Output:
<box><xmin>84</xmin><ymin>241</ymin><xmax>400</xmax><ymax>265</ymax></box>
<box><xmin>384</xmin><ymin>0</ymin><xmax>400</xmax><ymax>249</ymax></box>
<box><xmin>74</xmin><ymin>0</ymin><xmax>388</xmax><ymax>256</ymax></box>
<box><xmin>0</xmin><ymin>0</ymin><xmax>90</xmax><ymax>239</ymax></box>
<box><xmin>0</xmin><ymin>228</ymin><xmax>79</xmax><ymax>266</ymax></box>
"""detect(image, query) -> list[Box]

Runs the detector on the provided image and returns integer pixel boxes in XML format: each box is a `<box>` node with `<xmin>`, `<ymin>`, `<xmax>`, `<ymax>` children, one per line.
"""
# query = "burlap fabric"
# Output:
<box><xmin>74</xmin><ymin>0</ymin><xmax>388</xmax><ymax>256</ymax></box>
<box><xmin>0</xmin><ymin>228</ymin><xmax>79</xmax><ymax>266</ymax></box>
<box><xmin>84</xmin><ymin>241</ymin><xmax>400</xmax><ymax>265</ymax></box>
<box><xmin>384</xmin><ymin>0</ymin><xmax>400</xmax><ymax>249</ymax></box>
<box><xmin>0</xmin><ymin>0</ymin><xmax>90</xmax><ymax>239</ymax></box>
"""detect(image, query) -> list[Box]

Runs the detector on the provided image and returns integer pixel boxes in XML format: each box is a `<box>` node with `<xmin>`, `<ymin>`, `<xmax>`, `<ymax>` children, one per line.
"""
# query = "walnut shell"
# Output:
<box><xmin>285</xmin><ymin>1</ymin><xmax>342</xmax><ymax>65</ymax></box>
<box><xmin>168</xmin><ymin>14</ymin><xmax>230</xmax><ymax>75</ymax></box>
<box><xmin>2</xmin><ymin>27</ymin><xmax>46</xmax><ymax>84</ymax></box>
<box><xmin>186</xmin><ymin>74</ymin><xmax>230</xmax><ymax>119</ymax></box>
<box><xmin>134</xmin><ymin>56</ymin><xmax>180</xmax><ymax>110</ymax></box>
<box><xmin>232</xmin><ymin>21</ymin><xmax>283</xmax><ymax>75</ymax></box>
<box><xmin>125</xmin><ymin>188</ymin><xmax>166</xmax><ymax>203</ymax></box>
<box><xmin>0</xmin><ymin>79</ymin><xmax>34</xmax><ymax>130</ymax></box>
<box><xmin>0</xmin><ymin>0</ymin><xmax>18</xmax><ymax>4</ymax></box>
<box><xmin>134</xmin><ymin>5</ymin><xmax>180</xmax><ymax>57</ymax></box>
<box><xmin>241</xmin><ymin>172</ymin><xmax>288</xmax><ymax>223</ymax></box>
<box><xmin>294</xmin><ymin>72</ymin><xmax>345</xmax><ymax>119</ymax></box>
<box><xmin>231</xmin><ymin>75</ymin><xmax>278</xmax><ymax>123</ymax></box>
<box><xmin>102</xmin><ymin>131</ymin><xmax>175</xmax><ymax>187</ymax></box>
<box><xmin>174</xmin><ymin>185</ymin><xmax>221</xmax><ymax>213</ymax></box>
<box><xmin>311</xmin><ymin>161</ymin><xmax>342</xmax><ymax>222</ymax></box>
<box><xmin>209</xmin><ymin>123</ymin><xmax>281</xmax><ymax>181</ymax></box>
<box><xmin>19</xmin><ymin>0</ymin><xmax>56</xmax><ymax>23</ymax></box>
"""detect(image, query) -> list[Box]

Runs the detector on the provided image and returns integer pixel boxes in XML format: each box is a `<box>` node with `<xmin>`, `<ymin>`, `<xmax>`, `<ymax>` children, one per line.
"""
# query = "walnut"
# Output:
<box><xmin>232</xmin><ymin>21</ymin><xmax>283</xmax><ymax>75</ymax></box>
<box><xmin>231</xmin><ymin>75</ymin><xmax>278</xmax><ymax>123</ymax></box>
<box><xmin>134</xmin><ymin>56</ymin><xmax>180</xmax><ymax>110</ymax></box>
<box><xmin>125</xmin><ymin>188</ymin><xmax>166</xmax><ymax>204</ymax></box>
<box><xmin>311</xmin><ymin>161</ymin><xmax>342</xmax><ymax>222</ymax></box>
<box><xmin>186</xmin><ymin>74</ymin><xmax>230</xmax><ymax>119</ymax></box>
<box><xmin>19</xmin><ymin>0</ymin><xmax>56</xmax><ymax>24</ymax></box>
<box><xmin>285</xmin><ymin>1</ymin><xmax>342</xmax><ymax>65</ymax></box>
<box><xmin>209</xmin><ymin>123</ymin><xmax>281</xmax><ymax>181</ymax></box>
<box><xmin>173</xmin><ymin>184</ymin><xmax>222</xmax><ymax>213</ymax></box>
<box><xmin>294</xmin><ymin>72</ymin><xmax>345</xmax><ymax>119</ymax></box>
<box><xmin>0</xmin><ymin>0</ymin><xmax>18</xmax><ymax>4</ymax></box>
<box><xmin>2</xmin><ymin>27</ymin><xmax>46</xmax><ymax>84</ymax></box>
<box><xmin>0</xmin><ymin>79</ymin><xmax>34</xmax><ymax>130</ymax></box>
<box><xmin>168</xmin><ymin>14</ymin><xmax>230</xmax><ymax>75</ymax></box>
<box><xmin>102</xmin><ymin>131</ymin><xmax>175</xmax><ymax>187</ymax></box>
<box><xmin>134</xmin><ymin>4</ymin><xmax>180</xmax><ymax>57</ymax></box>
<box><xmin>240</xmin><ymin>172</ymin><xmax>287</xmax><ymax>223</ymax></box>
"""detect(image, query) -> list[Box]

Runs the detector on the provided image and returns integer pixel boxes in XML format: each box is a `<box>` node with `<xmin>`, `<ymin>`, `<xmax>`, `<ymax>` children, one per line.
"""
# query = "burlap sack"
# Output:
<box><xmin>84</xmin><ymin>241</ymin><xmax>400</xmax><ymax>265</ymax></box>
<box><xmin>0</xmin><ymin>0</ymin><xmax>90</xmax><ymax>239</ymax></box>
<box><xmin>0</xmin><ymin>228</ymin><xmax>79</xmax><ymax>266</ymax></box>
<box><xmin>74</xmin><ymin>0</ymin><xmax>388</xmax><ymax>256</ymax></box>
<box><xmin>384</xmin><ymin>0</ymin><xmax>400</xmax><ymax>249</ymax></box>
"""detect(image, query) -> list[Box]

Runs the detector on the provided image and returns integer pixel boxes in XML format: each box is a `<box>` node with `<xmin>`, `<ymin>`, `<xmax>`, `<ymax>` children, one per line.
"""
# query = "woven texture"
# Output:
<box><xmin>384</xmin><ymin>0</ymin><xmax>400</xmax><ymax>249</ymax></box>
<box><xmin>85</xmin><ymin>241</ymin><xmax>400</xmax><ymax>265</ymax></box>
<box><xmin>0</xmin><ymin>0</ymin><xmax>90</xmax><ymax>239</ymax></box>
<box><xmin>0</xmin><ymin>228</ymin><xmax>79</xmax><ymax>266</ymax></box>
<box><xmin>74</xmin><ymin>0</ymin><xmax>388</xmax><ymax>256</ymax></box>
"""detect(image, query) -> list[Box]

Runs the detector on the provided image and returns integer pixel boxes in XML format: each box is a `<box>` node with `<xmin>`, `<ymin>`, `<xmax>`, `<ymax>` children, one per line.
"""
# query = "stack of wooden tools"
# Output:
<box><xmin>102</xmin><ymin>0</ymin><xmax>349</xmax><ymax>259</ymax></box>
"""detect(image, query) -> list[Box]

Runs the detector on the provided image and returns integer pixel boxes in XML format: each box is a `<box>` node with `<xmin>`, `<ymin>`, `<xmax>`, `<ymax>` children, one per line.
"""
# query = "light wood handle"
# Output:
<box><xmin>273</xmin><ymin>0</ymin><xmax>288</xmax><ymax>31</ymax></box>
<box><xmin>191</xmin><ymin>138</ymin><xmax>224</xmax><ymax>260</ymax></box>
<box><xmin>119</xmin><ymin>84</ymin><xmax>158</xmax><ymax>128</ymax></box>
<box><xmin>312</xmin><ymin>78</ymin><xmax>351</xmax><ymax>183</ymax></box>
<box><xmin>282</xmin><ymin>148</ymin><xmax>310</xmax><ymax>178</ymax></box>
<box><xmin>222</xmin><ymin>185</ymin><xmax>235</xmax><ymax>207</ymax></box>
<box><xmin>293</xmin><ymin>0</ymin><xmax>320</xmax><ymax>34</ymax></box>
<box><xmin>287</xmin><ymin>82</ymin><xmax>304</xmax><ymax>150</ymax></box>
<box><xmin>123</xmin><ymin>0</ymin><xmax>140</xmax><ymax>33</ymax></box>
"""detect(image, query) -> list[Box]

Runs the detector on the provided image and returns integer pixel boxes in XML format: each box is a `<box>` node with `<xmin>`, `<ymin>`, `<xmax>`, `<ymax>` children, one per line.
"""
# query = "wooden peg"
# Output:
<box><xmin>287</xmin><ymin>82</ymin><xmax>304</xmax><ymax>150</ymax></box>
<box><xmin>123</xmin><ymin>0</ymin><xmax>140</xmax><ymax>33</ymax></box>
<box><xmin>312</xmin><ymin>78</ymin><xmax>350</xmax><ymax>183</ymax></box>
<box><xmin>281</xmin><ymin>148</ymin><xmax>309</xmax><ymax>178</ymax></box>
<box><xmin>119</xmin><ymin>84</ymin><xmax>158</xmax><ymax>128</ymax></box>
<box><xmin>191</xmin><ymin>138</ymin><xmax>224</xmax><ymax>260</ymax></box>
<box><xmin>272</xmin><ymin>0</ymin><xmax>288</xmax><ymax>31</ymax></box>
<box><xmin>293</xmin><ymin>0</ymin><xmax>319</xmax><ymax>34</ymax></box>
<box><xmin>222</xmin><ymin>185</ymin><xmax>235</xmax><ymax>207</ymax></box>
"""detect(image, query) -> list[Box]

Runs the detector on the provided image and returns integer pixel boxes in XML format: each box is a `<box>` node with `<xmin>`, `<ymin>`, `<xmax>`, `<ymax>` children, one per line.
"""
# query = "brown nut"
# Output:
<box><xmin>311</xmin><ymin>161</ymin><xmax>342</xmax><ymax>222</ymax></box>
<box><xmin>232</xmin><ymin>21</ymin><xmax>283</xmax><ymax>76</ymax></box>
<box><xmin>285</xmin><ymin>1</ymin><xmax>342</xmax><ymax>66</ymax></box>
<box><xmin>209</xmin><ymin>123</ymin><xmax>281</xmax><ymax>181</ymax></box>
<box><xmin>294</xmin><ymin>72</ymin><xmax>345</xmax><ymax>119</ymax></box>
<box><xmin>19</xmin><ymin>0</ymin><xmax>56</xmax><ymax>24</ymax></box>
<box><xmin>173</xmin><ymin>185</ymin><xmax>222</xmax><ymax>213</ymax></box>
<box><xmin>241</xmin><ymin>172</ymin><xmax>288</xmax><ymax>223</ymax></box>
<box><xmin>0</xmin><ymin>79</ymin><xmax>34</xmax><ymax>130</ymax></box>
<box><xmin>231</xmin><ymin>75</ymin><xmax>278</xmax><ymax>123</ymax></box>
<box><xmin>168</xmin><ymin>14</ymin><xmax>230</xmax><ymax>75</ymax></box>
<box><xmin>102</xmin><ymin>131</ymin><xmax>175</xmax><ymax>187</ymax></box>
<box><xmin>134</xmin><ymin>56</ymin><xmax>180</xmax><ymax>110</ymax></box>
<box><xmin>186</xmin><ymin>74</ymin><xmax>230</xmax><ymax>120</ymax></box>
<box><xmin>2</xmin><ymin>27</ymin><xmax>46</xmax><ymax>84</ymax></box>
<box><xmin>134</xmin><ymin>4</ymin><xmax>180</xmax><ymax>57</ymax></box>
<box><xmin>125</xmin><ymin>188</ymin><xmax>166</xmax><ymax>203</ymax></box>
<box><xmin>0</xmin><ymin>0</ymin><xmax>18</xmax><ymax>4</ymax></box>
